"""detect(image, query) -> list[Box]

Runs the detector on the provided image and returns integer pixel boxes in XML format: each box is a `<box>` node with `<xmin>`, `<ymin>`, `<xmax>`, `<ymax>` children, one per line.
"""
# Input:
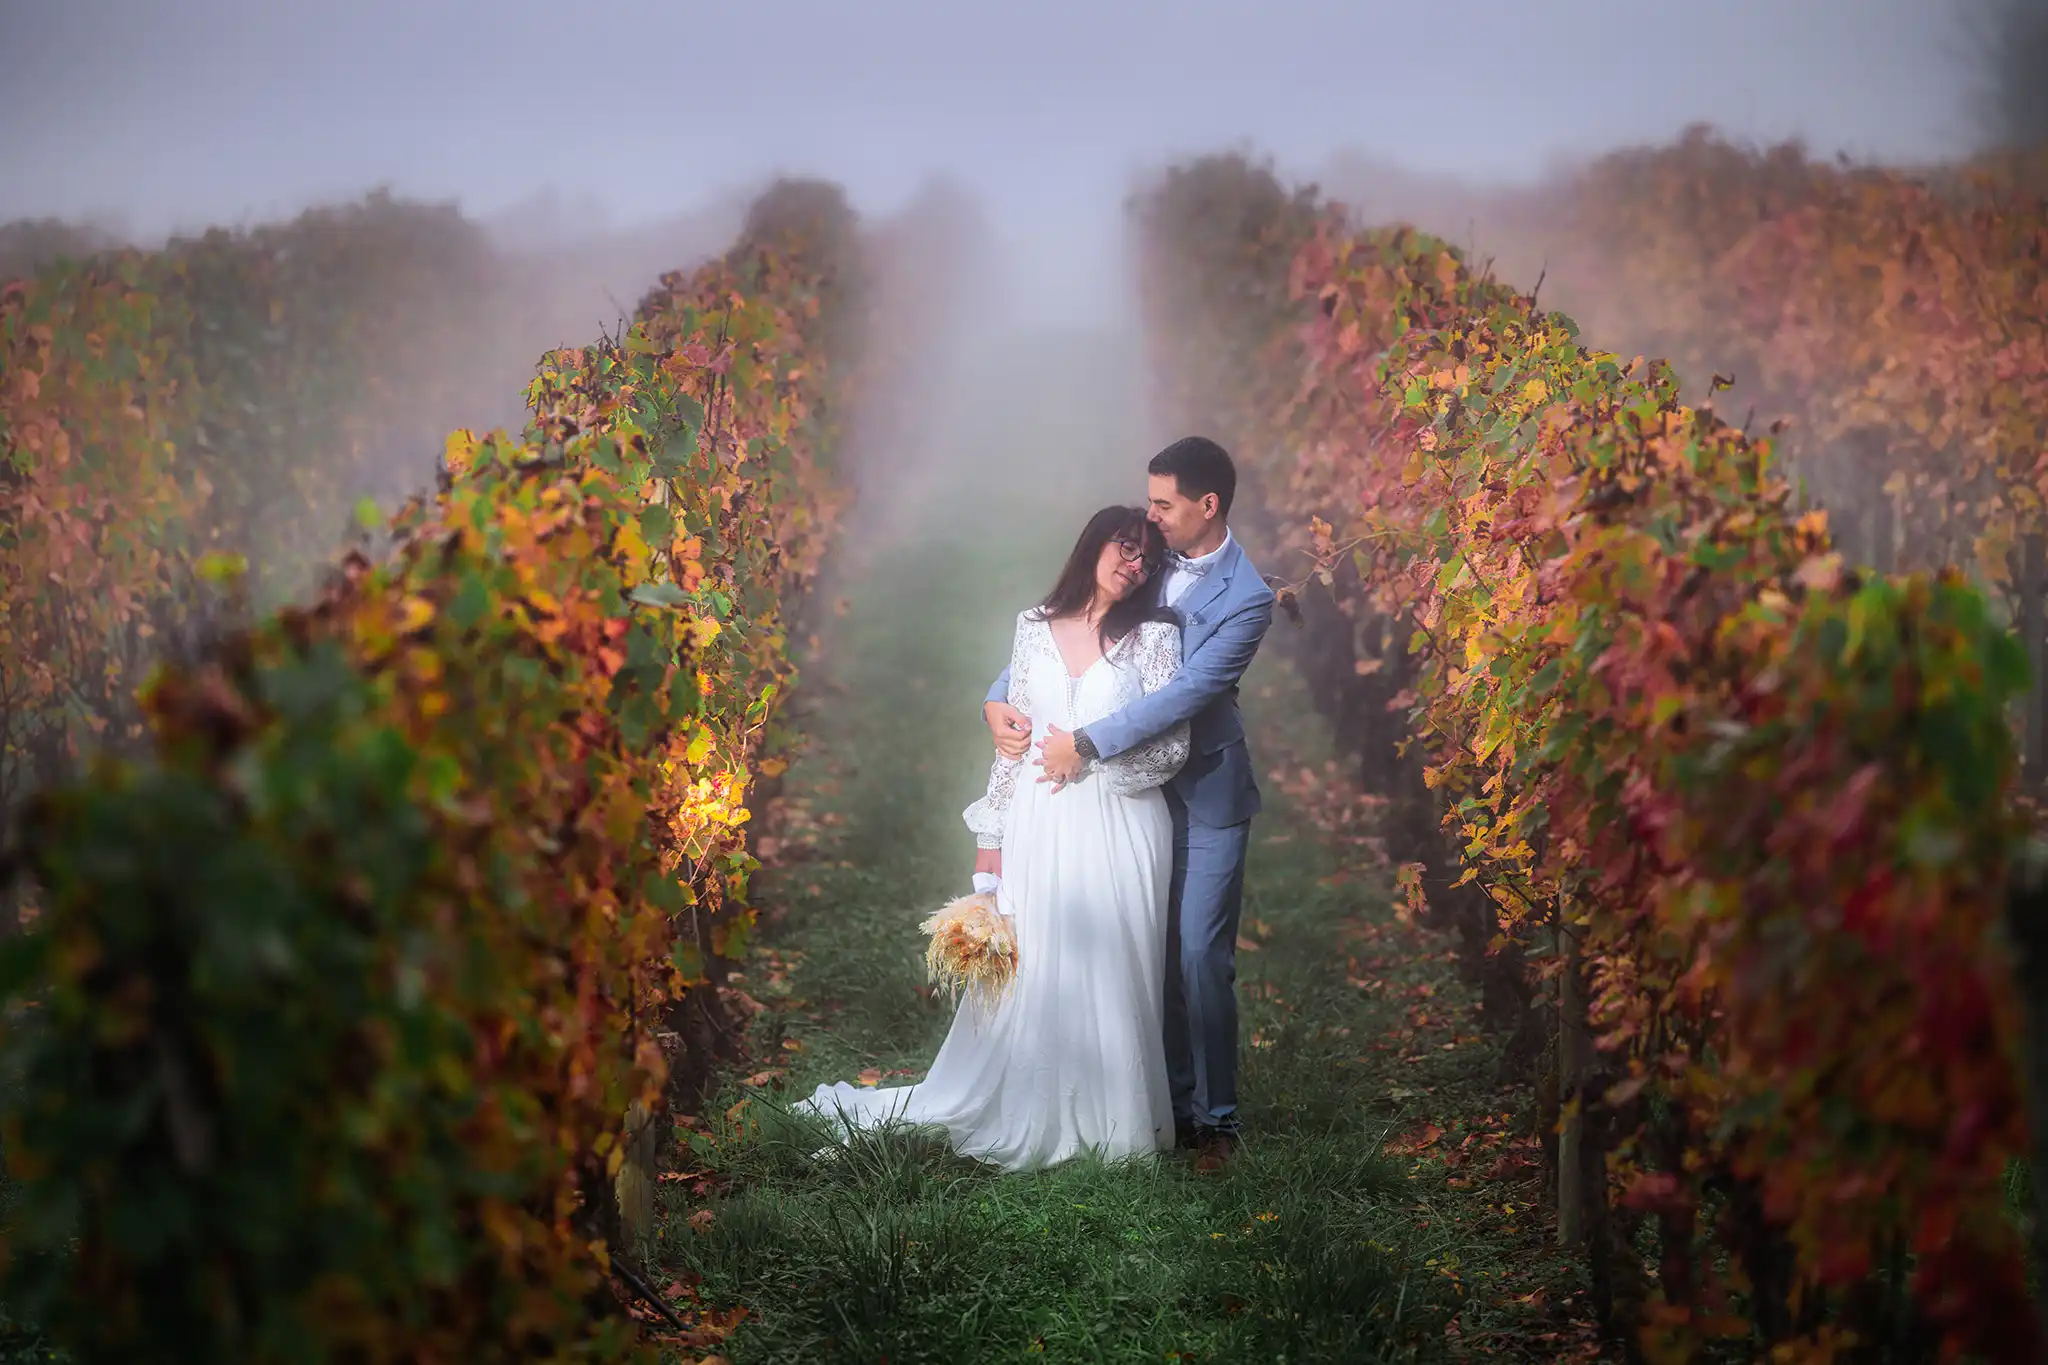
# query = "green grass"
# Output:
<box><xmin>643</xmin><ymin>331</ymin><xmax>1601</xmax><ymax>1363</ymax></box>
<box><xmin>0</xmin><ymin>1165</ymin><xmax>65</xmax><ymax>1364</ymax></box>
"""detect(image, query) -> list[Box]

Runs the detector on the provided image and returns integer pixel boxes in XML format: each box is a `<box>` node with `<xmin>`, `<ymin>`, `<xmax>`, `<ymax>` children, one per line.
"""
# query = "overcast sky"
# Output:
<box><xmin>1</xmin><ymin>0</ymin><xmax>1984</xmax><ymax>322</ymax></box>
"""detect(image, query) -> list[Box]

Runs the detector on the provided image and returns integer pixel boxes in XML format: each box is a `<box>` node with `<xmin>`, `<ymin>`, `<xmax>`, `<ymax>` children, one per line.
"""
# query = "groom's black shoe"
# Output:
<box><xmin>1173</xmin><ymin>1118</ymin><xmax>1200</xmax><ymax>1150</ymax></box>
<box><xmin>1192</xmin><ymin>1126</ymin><xmax>1239</xmax><ymax>1176</ymax></box>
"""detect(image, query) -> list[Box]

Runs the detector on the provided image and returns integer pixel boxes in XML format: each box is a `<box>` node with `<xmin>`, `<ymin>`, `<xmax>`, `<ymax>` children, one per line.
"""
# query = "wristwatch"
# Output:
<box><xmin>1072</xmin><ymin>727</ymin><xmax>1100</xmax><ymax>762</ymax></box>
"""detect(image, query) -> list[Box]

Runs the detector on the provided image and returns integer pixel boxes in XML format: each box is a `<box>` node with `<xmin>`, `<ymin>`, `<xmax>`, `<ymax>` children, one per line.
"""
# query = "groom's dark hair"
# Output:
<box><xmin>1149</xmin><ymin>436</ymin><xmax>1237</xmax><ymax>518</ymax></box>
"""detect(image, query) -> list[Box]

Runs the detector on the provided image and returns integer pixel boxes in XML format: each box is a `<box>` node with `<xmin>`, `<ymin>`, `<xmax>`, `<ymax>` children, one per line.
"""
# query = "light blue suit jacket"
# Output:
<box><xmin>985</xmin><ymin>535</ymin><xmax>1276</xmax><ymax>829</ymax></box>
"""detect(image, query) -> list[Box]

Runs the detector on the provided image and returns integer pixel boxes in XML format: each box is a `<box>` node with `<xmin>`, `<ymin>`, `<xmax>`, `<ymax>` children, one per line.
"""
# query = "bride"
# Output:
<box><xmin>794</xmin><ymin>506</ymin><xmax>1191</xmax><ymax>1170</ymax></box>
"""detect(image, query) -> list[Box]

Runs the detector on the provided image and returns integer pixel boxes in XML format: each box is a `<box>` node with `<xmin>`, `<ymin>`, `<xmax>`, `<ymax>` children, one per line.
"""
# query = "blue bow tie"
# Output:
<box><xmin>1169</xmin><ymin>551</ymin><xmax>1212</xmax><ymax>577</ymax></box>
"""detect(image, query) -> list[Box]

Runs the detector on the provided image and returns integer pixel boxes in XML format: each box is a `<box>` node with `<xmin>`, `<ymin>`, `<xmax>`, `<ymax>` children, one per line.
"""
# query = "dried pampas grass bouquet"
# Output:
<box><xmin>919</xmin><ymin>890</ymin><xmax>1018</xmax><ymax>1009</ymax></box>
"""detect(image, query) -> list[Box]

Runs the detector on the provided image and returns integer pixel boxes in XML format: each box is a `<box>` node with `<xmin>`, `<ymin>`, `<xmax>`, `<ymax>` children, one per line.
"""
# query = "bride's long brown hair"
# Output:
<box><xmin>1032</xmin><ymin>506</ymin><xmax>1176</xmax><ymax>651</ymax></box>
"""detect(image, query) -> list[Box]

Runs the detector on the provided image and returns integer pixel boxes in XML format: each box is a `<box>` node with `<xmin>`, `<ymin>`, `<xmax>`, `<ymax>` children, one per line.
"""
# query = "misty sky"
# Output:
<box><xmin>2</xmin><ymin>0</ymin><xmax>1983</xmax><ymax>322</ymax></box>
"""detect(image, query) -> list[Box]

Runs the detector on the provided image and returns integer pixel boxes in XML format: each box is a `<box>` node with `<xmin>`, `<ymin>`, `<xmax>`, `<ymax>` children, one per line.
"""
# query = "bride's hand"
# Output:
<box><xmin>974</xmin><ymin>847</ymin><xmax>1003</xmax><ymax>878</ymax></box>
<box><xmin>1035</xmin><ymin>725</ymin><xmax>1082</xmax><ymax>792</ymax></box>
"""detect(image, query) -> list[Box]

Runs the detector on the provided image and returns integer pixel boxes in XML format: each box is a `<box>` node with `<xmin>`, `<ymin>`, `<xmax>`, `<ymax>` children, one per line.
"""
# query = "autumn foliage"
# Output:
<box><xmin>1495</xmin><ymin>127</ymin><xmax>2048</xmax><ymax>598</ymax></box>
<box><xmin>1</xmin><ymin>259</ymin><xmax>208</xmax><ymax>825</ymax></box>
<box><xmin>0</xmin><ymin>194</ymin><xmax>517</xmax><ymax>829</ymax></box>
<box><xmin>0</xmin><ymin>188</ymin><xmax>862</xmax><ymax>1361</ymax></box>
<box><xmin>1134</xmin><ymin>153</ymin><xmax>2038</xmax><ymax>1361</ymax></box>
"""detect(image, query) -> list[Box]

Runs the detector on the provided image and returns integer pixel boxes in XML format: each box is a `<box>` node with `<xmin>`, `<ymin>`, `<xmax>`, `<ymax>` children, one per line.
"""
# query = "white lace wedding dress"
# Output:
<box><xmin>794</xmin><ymin>611</ymin><xmax>1190</xmax><ymax>1170</ymax></box>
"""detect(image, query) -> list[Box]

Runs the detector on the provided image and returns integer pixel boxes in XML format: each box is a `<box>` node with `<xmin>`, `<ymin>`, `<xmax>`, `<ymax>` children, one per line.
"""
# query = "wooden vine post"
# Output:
<box><xmin>612</xmin><ymin>473</ymin><xmax>673</xmax><ymax>1258</ymax></box>
<box><xmin>2010</xmin><ymin>844</ymin><xmax>2048</xmax><ymax>1361</ymax></box>
<box><xmin>615</xmin><ymin>1100</ymin><xmax>658</xmax><ymax>1253</ymax></box>
<box><xmin>2024</xmin><ymin>533</ymin><xmax>2048</xmax><ymax>787</ymax></box>
<box><xmin>1556</xmin><ymin>894</ymin><xmax>1591</xmax><ymax>1250</ymax></box>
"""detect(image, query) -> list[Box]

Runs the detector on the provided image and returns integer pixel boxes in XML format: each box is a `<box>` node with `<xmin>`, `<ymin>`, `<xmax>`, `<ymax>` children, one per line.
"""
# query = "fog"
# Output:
<box><xmin>2</xmin><ymin>0</ymin><xmax>1981</xmax><ymax>327</ymax></box>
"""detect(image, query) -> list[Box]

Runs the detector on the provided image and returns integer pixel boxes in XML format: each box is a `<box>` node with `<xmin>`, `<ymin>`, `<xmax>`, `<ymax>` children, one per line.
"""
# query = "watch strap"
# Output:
<box><xmin>1072</xmin><ymin>727</ymin><xmax>1100</xmax><ymax>762</ymax></box>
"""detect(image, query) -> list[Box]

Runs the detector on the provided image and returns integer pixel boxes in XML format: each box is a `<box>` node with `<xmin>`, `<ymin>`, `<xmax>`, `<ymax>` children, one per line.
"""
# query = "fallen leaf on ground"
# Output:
<box><xmin>1386</xmin><ymin>1122</ymin><xmax>1445</xmax><ymax>1154</ymax></box>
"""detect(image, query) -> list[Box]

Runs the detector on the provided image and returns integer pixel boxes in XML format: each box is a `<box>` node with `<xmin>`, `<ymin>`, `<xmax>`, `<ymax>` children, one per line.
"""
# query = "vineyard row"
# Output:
<box><xmin>1132</xmin><ymin>150</ymin><xmax>2045</xmax><ymax>1363</ymax></box>
<box><xmin>0</xmin><ymin>183</ymin><xmax>871</xmax><ymax>1361</ymax></box>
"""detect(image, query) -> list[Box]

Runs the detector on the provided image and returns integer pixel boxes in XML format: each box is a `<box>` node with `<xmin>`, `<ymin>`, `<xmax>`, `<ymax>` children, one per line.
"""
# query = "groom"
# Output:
<box><xmin>982</xmin><ymin>435</ymin><xmax>1276</xmax><ymax>1172</ymax></box>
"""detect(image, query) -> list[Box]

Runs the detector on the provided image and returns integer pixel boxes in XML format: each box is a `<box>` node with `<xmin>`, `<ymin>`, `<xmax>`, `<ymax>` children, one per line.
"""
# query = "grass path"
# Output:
<box><xmin>643</xmin><ymin>332</ymin><xmax>1607</xmax><ymax>1364</ymax></box>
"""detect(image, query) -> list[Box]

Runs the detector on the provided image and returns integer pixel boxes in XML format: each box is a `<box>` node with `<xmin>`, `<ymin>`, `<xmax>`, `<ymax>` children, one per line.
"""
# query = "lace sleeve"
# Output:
<box><xmin>1099</xmin><ymin>621</ymin><xmax>1190</xmax><ymax>797</ymax></box>
<box><xmin>963</xmin><ymin>613</ymin><xmax>1034</xmax><ymax>848</ymax></box>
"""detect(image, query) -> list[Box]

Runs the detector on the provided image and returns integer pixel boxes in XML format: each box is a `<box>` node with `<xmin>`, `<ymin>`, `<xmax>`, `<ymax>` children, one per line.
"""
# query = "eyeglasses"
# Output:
<box><xmin>1113</xmin><ymin>538</ymin><xmax>1159</xmax><ymax>577</ymax></box>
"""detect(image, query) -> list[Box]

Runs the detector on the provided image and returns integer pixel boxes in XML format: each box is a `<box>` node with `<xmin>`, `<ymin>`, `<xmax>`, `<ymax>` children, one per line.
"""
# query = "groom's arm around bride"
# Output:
<box><xmin>1042</xmin><ymin>585</ymin><xmax>1270</xmax><ymax>783</ymax></box>
<box><xmin>982</xmin><ymin>438</ymin><xmax>1275</xmax><ymax>794</ymax></box>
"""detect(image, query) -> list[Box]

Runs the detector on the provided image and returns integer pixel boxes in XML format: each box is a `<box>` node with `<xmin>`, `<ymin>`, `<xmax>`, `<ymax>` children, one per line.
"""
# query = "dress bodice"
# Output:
<box><xmin>962</xmin><ymin>612</ymin><xmax>1191</xmax><ymax>851</ymax></box>
<box><xmin>1016</xmin><ymin>617</ymin><xmax>1153</xmax><ymax>735</ymax></box>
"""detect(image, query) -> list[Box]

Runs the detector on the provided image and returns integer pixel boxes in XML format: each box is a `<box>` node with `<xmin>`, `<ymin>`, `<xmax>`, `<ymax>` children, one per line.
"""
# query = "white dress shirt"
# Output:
<box><xmin>1162</xmin><ymin>529</ymin><xmax>1234</xmax><ymax>608</ymax></box>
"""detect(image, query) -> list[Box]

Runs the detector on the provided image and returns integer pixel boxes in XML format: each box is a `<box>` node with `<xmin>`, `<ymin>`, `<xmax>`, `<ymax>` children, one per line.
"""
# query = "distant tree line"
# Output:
<box><xmin>1977</xmin><ymin>0</ymin><xmax>2048</xmax><ymax>150</ymax></box>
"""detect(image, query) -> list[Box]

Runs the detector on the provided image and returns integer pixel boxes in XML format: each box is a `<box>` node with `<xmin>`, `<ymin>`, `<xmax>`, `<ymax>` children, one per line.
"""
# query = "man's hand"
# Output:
<box><xmin>1035</xmin><ymin>724</ymin><xmax>1084</xmax><ymax>791</ymax></box>
<box><xmin>973</xmin><ymin>846</ymin><xmax>1002</xmax><ymax>879</ymax></box>
<box><xmin>984</xmin><ymin>700</ymin><xmax>1031</xmax><ymax>760</ymax></box>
